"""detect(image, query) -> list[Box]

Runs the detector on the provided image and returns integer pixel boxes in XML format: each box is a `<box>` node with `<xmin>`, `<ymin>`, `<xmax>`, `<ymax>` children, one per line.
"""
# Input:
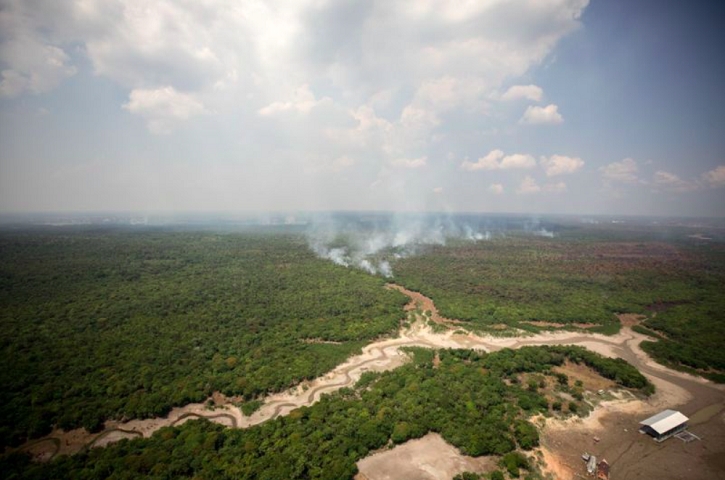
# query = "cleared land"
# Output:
<box><xmin>355</xmin><ymin>433</ymin><xmax>498</xmax><ymax>480</ymax></box>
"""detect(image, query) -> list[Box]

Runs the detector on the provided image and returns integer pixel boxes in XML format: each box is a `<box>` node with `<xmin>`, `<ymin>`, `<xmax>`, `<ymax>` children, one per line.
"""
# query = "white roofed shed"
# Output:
<box><xmin>639</xmin><ymin>409</ymin><xmax>688</xmax><ymax>442</ymax></box>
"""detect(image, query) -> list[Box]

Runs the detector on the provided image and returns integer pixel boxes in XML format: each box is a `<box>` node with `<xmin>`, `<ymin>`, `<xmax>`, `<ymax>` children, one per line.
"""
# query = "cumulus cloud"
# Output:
<box><xmin>0</xmin><ymin>39</ymin><xmax>76</xmax><ymax>97</ymax></box>
<box><xmin>461</xmin><ymin>150</ymin><xmax>535</xmax><ymax>171</ymax></box>
<box><xmin>123</xmin><ymin>87</ymin><xmax>205</xmax><ymax>134</ymax></box>
<box><xmin>0</xmin><ymin>0</ymin><xmax>592</xmax><ymax>210</ymax></box>
<box><xmin>258</xmin><ymin>85</ymin><xmax>331</xmax><ymax>116</ymax></box>
<box><xmin>702</xmin><ymin>165</ymin><xmax>725</xmax><ymax>188</ymax></box>
<box><xmin>517</xmin><ymin>176</ymin><xmax>566</xmax><ymax>194</ymax></box>
<box><xmin>653</xmin><ymin>171</ymin><xmax>697</xmax><ymax>193</ymax></box>
<box><xmin>501</xmin><ymin>154</ymin><xmax>536</xmax><ymax>169</ymax></box>
<box><xmin>461</xmin><ymin>150</ymin><xmax>504</xmax><ymax>171</ymax></box>
<box><xmin>517</xmin><ymin>176</ymin><xmax>541</xmax><ymax>194</ymax></box>
<box><xmin>600</xmin><ymin>158</ymin><xmax>639</xmax><ymax>184</ymax></box>
<box><xmin>540</xmin><ymin>155</ymin><xmax>584</xmax><ymax>176</ymax></box>
<box><xmin>392</xmin><ymin>157</ymin><xmax>427</xmax><ymax>169</ymax></box>
<box><xmin>0</xmin><ymin>1</ymin><xmax>586</xmax><ymax>118</ymax></box>
<box><xmin>501</xmin><ymin>84</ymin><xmax>543</xmax><ymax>102</ymax></box>
<box><xmin>489</xmin><ymin>183</ymin><xmax>504</xmax><ymax>195</ymax></box>
<box><xmin>520</xmin><ymin>104</ymin><xmax>564</xmax><ymax>125</ymax></box>
<box><xmin>413</xmin><ymin>76</ymin><xmax>487</xmax><ymax>112</ymax></box>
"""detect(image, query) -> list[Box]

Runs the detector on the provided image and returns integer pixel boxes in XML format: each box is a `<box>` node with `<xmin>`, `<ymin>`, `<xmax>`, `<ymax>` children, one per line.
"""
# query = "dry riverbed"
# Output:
<box><xmin>13</xmin><ymin>285</ymin><xmax>725</xmax><ymax>480</ymax></box>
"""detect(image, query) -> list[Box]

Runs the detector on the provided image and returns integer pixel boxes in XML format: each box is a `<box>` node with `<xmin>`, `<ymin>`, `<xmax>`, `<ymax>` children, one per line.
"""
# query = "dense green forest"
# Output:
<box><xmin>0</xmin><ymin>229</ymin><xmax>407</xmax><ymax>447</ymax></box>
<box><xmin>392</xmin><ymin>232</ymin><xmax>725</xmax><ymax>380</ymax></box>
<box><xmin>1</xmin><ymin>221</ymin><xmax>721</xmax><ymax>474</ymax></box>
<box><xmin>1</xmin><ymin>346</ymin><xmax>652</xmax><ymax>480</ymax></box>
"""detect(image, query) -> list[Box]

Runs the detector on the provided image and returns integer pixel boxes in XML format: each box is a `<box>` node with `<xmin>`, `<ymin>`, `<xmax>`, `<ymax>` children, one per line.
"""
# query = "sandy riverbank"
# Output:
<box><xmin>14</xmin><ymin>284</ymin><xmax>725</xmax><ymax>479</ymax></box>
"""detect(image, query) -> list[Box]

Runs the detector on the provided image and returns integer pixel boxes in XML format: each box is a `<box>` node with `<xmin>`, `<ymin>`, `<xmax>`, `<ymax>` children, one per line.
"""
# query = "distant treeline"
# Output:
<box><xmin>1</xmin><ymin>345</ymin><xmax>652</xmax><ymax>479</ymax></box>
<box><xmin>393</xmin><ymin>234</ymin><xmax>725</xmax><ymax>381</ymax></box>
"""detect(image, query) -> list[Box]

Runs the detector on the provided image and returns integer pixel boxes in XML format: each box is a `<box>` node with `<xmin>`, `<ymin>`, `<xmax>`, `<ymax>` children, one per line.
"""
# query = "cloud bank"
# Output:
<box><xmin>0</xmin><ymin>0</ymin><xmax>600</xmax><ymax>214</ymax></box>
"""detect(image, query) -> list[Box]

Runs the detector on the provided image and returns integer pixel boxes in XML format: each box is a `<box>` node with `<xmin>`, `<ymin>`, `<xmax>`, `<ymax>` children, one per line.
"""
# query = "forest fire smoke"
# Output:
<box><xmin>306</xmin><ymin>214</ymin><xmax>493</xmax><ymax>277</ymax></box>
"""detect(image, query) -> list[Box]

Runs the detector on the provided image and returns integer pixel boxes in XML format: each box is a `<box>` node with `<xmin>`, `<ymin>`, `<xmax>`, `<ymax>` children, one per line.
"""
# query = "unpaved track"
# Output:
<box><xmin>16</xmin><ymin>284</ymin><xmax>725</xmax><ymax>468</ymax></box>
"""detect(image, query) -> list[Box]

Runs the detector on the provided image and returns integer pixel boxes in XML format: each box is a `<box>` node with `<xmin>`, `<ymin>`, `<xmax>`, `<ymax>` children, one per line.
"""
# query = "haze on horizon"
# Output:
<box><xmin>1</xmin><ymin>0</ymin><xmax>724</xmax><ymax>217</ymax></box>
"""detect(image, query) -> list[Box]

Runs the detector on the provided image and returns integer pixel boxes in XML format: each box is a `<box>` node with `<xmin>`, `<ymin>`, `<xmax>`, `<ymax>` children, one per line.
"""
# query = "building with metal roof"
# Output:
<box><xmin>639</xmin><ymin>409</ymin><xmax>688</xmax><ymax>442</ymax></box>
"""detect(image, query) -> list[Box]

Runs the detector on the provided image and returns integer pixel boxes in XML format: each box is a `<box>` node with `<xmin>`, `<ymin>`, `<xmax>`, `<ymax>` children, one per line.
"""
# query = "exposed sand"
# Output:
<box><xmin>15</xmin><ymin>283</ymin><xmax>725</xmax><ymax>478</ymax></box>
<box><xmin>355</xmin><ymin>433</ymin><xmax>498</xmax><ymax>480</ymax></box>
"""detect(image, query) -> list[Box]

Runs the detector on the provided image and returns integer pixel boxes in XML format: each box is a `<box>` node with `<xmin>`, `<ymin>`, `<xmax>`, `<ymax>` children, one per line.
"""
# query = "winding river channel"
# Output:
<box><xmin>16</xmin><ymin>284</ymin><xmax>725</xmax><ymax>466</ymax></box>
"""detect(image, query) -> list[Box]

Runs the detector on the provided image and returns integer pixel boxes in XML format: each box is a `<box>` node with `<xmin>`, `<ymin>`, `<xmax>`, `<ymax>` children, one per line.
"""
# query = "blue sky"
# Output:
<box><xmin>1</xmin><ymin>0</ymin><xmax>723</xmax><ymax>216</ymax></box>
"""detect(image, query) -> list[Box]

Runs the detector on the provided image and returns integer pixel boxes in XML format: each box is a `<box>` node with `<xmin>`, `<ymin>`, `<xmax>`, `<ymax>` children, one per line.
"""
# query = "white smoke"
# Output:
<box><xmin>378</xmin><ymin>260</ymin><xmax>393</xmax><ymax>278</ymax></box>
<box><xmin>463</xmin><ymin>224</ymin><xmax>491</xmax><ymax>241</ymax></box>
<box><xmin>307</xmin><ymin>214</ymin><xmax>492</xmax><ymax>277</ymax></box>
<box><xmin>523</xmin><ymin>217</ymin><xmax>556</xmax><ymax>238</ymax></box>
<box><xmin>326</xmin><ymin>247</ymin><xmax>350</xmax><ymax>266</ymax></box>
<box><xmin>533</xmin><ymin>228</ymin><xmax>554</xmax><ymax>238</ymax></box>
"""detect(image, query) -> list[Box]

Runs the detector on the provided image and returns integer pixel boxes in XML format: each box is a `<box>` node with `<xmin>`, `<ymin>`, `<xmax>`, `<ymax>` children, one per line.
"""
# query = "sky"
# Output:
<box><xmin>0</xmin><ymin>0</ymin><xmax>724</xmax><ymax>217</ymax></box>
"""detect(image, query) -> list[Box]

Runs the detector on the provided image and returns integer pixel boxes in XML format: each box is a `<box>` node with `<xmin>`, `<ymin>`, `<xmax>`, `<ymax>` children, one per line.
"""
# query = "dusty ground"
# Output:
<box><xmin>553</xmin><ymin>361</ymin><xmax>616</xmax><ymax>392</ymax></box>
<box><xmin>14</xmin><ymin>285</ymin><xmax>725</xmax><ymax>480</ymax></box>
<box><xmin>355</xmin><ymin>433</ymin><xmax>498</xmax><ymax>480</ymax></box>
<box><xmin>541</xmin><ymin>401</ymin><xmax>725</xmax><ymax>480</ymax></box>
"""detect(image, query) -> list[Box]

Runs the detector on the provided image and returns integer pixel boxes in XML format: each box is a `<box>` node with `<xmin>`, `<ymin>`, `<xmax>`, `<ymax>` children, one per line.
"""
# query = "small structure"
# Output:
<box><xmin>586</xmin><ymin>455</ymin><xmax>597</xmax><ymax>475</ymax></box>
<box><xmin>597</xmin><ymin>459</ymin><xmax>610</xmax><ymax>480</ymax></box>
<box><xmin>674</xmin><ymin>430</ymin><xmax>701</xmax><ymax>443</ymax></box>
<box><xmin>639</xmin><ymin>409</ymin><xmax>689</xmax><ymax>442</ymax></box>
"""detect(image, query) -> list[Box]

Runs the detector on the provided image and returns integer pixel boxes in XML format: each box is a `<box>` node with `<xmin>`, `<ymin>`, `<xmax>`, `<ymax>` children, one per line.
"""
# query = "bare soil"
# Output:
<box><xmin>355</xmin><ymin>433</ymin><xmax>498</xmax><ymax>480</ymax></box>
<box><xmin>553</xmin><ymin>361</ymin><xmax>616</xmax><ymax>392</ymax></box>
<box><xmin>541</xmin><ymin>405</ymin><xmax>725</xmax><ymax>480</ymax></box>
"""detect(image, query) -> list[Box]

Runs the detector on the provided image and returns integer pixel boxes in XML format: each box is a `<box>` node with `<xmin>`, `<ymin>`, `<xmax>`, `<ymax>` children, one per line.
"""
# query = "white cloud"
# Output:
<box><xmin>500</xmin><ymin>154</ymin><xmax>536</xmax><ymax>169</ymax></box>
<box><xmin>391</xmin><ymin>156</ymin><xmax>427</xmax><ymax>169</ymax></box>
<box><xmin>123</xmin><ymin>87</ymin><xmax>205</xmax><ymax>134</ymax></box>
<box><xmin>520</xmin><ymin>104</ymin><xmax>563</xmax><ymax>125</ymax></box>
<box><xmin>489</xmin><ymin>183</ymin><xmax>504</xmax><ymax>195</ymax></box>
<box><xmin>461</xmin><ymin>149</ymin><xmax>503</xmax><ymax>171</ymax></box>
<box><xmin>540</xmin><ymin>155</ymin><xmax>584</xmax><ymax>176</ymax></box>
<box><xmin>0</xmin><ymin>0</ymin><xmax>593</xmax><ymax>211</ymax></box>
<box><xmin>413</xmin><ymin>76</ymin><xmax>487</xmax><ymax>111</ymax></box>
<box><xmin>0</xmin><ymin>39</ymin><xmax>76</xmax><ymax>97</ymax></box>
<box><xmin>0</xmin><ymin>0</ymin><xmax>587</xmax><ymax>113</ymax></box>
<box><xmin>600</xmin><ymin>158</ymin><xmax>639</xmax><ymax>184</ymax></box>
<box><xmin>501</xmin><ymin>84</ymin><xmax>543</xmax><ymax>102</ymax></box>
<box><xmin>259</xmin><ymin>85</ymin><xmax>330</xmax><ymax>116</ymax></box>
<box><xmin>516</xmin><ymin>176</ymin><xmax>566</xmax><ymax>194</ymax></box>
<box><xmin>433</xmin><ymin>186</ymin><xmax>444</xmax><ymax>194</ymax></box>
<box><xmin>703</xmin><ymin>165</ymin><xmax>725</xmax><ymax>188</ymax></box>
<box><xmin>461</xmin><ymin>150</ymin><xmax>535</xmax><ymax>171</ymax></box>
<box><xmin>653</xmin><ymin>171</ymin><xmax>697</xmax><ymax>193</ymax></box>
<box><xmin>517</xmin><ymin>176</ymin><xmax>541</xmax><ymax>194</ymax></box>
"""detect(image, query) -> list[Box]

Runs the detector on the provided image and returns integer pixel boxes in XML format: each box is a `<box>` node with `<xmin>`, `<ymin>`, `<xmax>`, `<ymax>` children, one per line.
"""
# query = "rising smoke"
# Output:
<box><xmin>306</xmin><ymin>213</ymin><xmax>495</xmax><ymax>277</ymax></box>
<box><xmin>306</xmin><ymin>213</ymin><xmax>561</xmax><ymax>277</ymax></box>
